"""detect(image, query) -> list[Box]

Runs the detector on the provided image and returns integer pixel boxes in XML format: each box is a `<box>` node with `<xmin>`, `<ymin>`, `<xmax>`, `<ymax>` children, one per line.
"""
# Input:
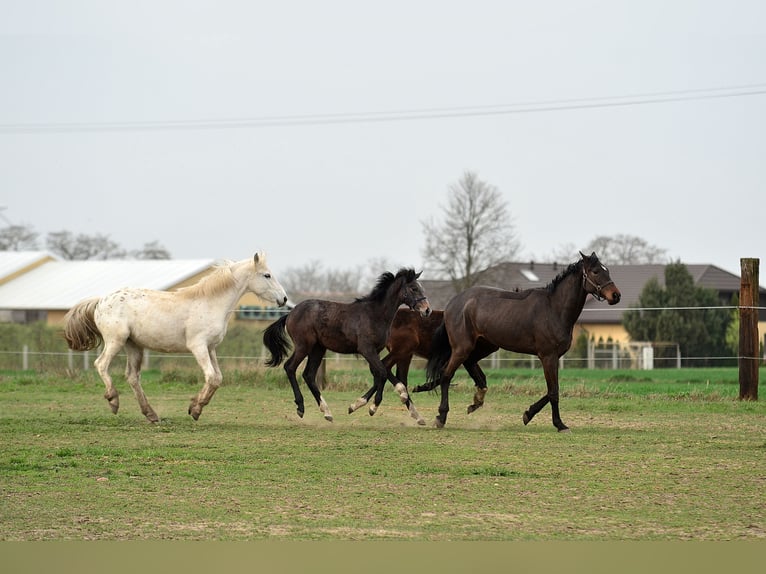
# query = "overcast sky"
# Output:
<box><xmin>1</xmin><ymin>1</ymin><xmax>764</xmax><ymax>279</ymax></box>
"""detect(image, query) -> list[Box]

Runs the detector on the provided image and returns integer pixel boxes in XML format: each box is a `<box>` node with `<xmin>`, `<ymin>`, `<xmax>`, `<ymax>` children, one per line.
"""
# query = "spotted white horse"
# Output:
<box><xmin>64</xmin><ymin>252</ymin><xmax>288</xmax><ymax>422</ymax></box>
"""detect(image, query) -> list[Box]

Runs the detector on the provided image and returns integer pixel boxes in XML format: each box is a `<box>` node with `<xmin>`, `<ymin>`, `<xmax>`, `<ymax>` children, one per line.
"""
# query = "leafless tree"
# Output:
<box><xmin>280</xmin><ymin>257</ymin><xmax>408</xmax><ymax>303</ymax></box>
<box><xmin>584</xmin><ymin>234</ymin><xmax>668</xmax><ymax>264</ymax></box>
<box><xmin>544</xmin><ymin>235</ymin><xmax>668</xmax><ymax>266</ymax></box>
<box><xmin>281</xmin><ymin>260</ymin><xmax>363</xmax><ymax>302</ymax></box>
<box><xmin>422</xmin><ymin>170</ymin><xmax>521</xmax><ymax>292</ymax></box>
<box><xmin>131</xmin><ymin>240</ymin><xmax>171</xmax><ymax>260</ymax></box>
<box><xmin>0</xmin><ymin>224</ymin><xmax>40</xmax><ymax>251</ymax></box>
<box><xmin>46</xmin><ymin>231</ymin><xmax>126</xmax><ymax>260</ymax></box>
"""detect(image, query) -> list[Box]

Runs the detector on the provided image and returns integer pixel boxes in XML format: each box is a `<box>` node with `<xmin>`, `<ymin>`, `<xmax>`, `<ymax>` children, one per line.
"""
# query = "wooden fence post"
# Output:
<box><xmin>739</xmin><ymin>258</ymin><xmax>759</xmax><ymax>400</ymax></box>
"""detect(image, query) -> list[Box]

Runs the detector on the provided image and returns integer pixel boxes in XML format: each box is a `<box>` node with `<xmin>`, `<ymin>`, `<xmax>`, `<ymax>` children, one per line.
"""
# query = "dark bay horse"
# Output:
<box><xmin>417</xmin><ymin>252</ymin><xmax>621</xmax><ymax>431</ymax></box>
<box><xmin>348</xmin><ymin>308</ymin><xmax>444</xmax><ymax>423</ymax></box>
<box><xmin>348</xmin><ymin>308</ymin><xmax>497</xmax><ymax>422</ymax></box>
<box><xmin>262</xmin><ymin>269</ymin><xmax>431</xmax><ymax>421</ymax></box>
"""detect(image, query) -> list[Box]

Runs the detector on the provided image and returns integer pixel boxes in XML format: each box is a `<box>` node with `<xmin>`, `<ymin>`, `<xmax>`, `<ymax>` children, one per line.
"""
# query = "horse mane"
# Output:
<box><xmin>546</xmin><ymin>258</ymin><xmax>586</xmax><ymax>294</ymax></box>
<box><xmin>176</xmin><ymin>261</ymin><xmax>236</xmax><ymax>299</ymax></box>
<box><xmin>356</xmin><ymin>268</ymin><xmax>417</xmax><ymax>304</ymax></box>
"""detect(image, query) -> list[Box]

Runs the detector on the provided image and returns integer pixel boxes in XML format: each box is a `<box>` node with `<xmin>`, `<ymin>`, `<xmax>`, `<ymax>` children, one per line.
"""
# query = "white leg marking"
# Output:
<box><xmin>319</xmin><ymin>397</ymin><xmax>333</xmax><ymax>422</ymax></box>
<box><xmin>349</xmin><ymin>396</ymin><xmax>368</xmax><ymax>413</ymax></box>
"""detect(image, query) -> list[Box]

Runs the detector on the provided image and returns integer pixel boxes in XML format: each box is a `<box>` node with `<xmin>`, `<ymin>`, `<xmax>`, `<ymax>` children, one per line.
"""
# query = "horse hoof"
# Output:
<box><xmin>434</xmin><ymin>417</ymin><xmax>445</xmax><ymax>429</ymax></box>
<box><xmin>522</xmin><ymin>411</ymin><xmax>531</xmax><ymax>425</ymax></box>
<box><xmin>106</xmin><ymin>397</ymin><xmax>119</xmax><ymax>414</ymax></box>
<box><xmin>417</xmin><ymin>418</ymin><xmax>426</xmax><ymax>426</ymax></box>
<box><xmin>297</xmin><ymin>410</ymin><xmax>304</xmax><ymax>419</ymax></box>
<box><xmin>348</xmin><ymin>397</ymin><xmax>367</xmax><ymax>413</ymax></box>
<box><xmin>467</xmin><ymin>404</ymin><xmax>482</xmax><ymax>415</ymax></box>
<box><xmin>324</xmin><ymin>414</ymin><xmax>334</xmax><ymax>422</ymax></box>
<box><xmin>558</xmin><ymin>426</ymin><xmax>571</xmax><ymax>433</ymax></box>
<box><xmin>146</xmin><ymin>413</ymin><xmax>160</xmax><ymax>424</ymax></box>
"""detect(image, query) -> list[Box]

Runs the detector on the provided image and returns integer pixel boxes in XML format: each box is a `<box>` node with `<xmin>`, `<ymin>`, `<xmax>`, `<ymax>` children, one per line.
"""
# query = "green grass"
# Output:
<box><xmin>0</xmin><ymin>367</ymin><xmax>764</xmax><ymax>540</ymax></box>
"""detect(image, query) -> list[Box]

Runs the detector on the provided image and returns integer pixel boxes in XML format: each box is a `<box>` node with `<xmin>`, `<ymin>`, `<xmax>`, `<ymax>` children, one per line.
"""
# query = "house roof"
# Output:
<box><xmin>0</xmin><ymin>257</ymin><xmax>216</xmax><ymax>310</ymax></box>
<box><xmin>0</xmin><ymin>251</ymin><xmax>59</xmax><ymax>285</ymax></box>
<box><xmin>420</xmin><ymin>260</ymin><xmax>759</xmax><ymax>324</ymax></box>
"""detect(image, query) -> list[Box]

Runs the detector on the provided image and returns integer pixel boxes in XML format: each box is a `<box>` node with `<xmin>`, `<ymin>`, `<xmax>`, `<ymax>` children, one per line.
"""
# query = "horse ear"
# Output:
<box><xmin>579</xmin><ymin>251</ymin><xmax>586</xmax><ymax>260</ymax></box>
<box><xmin>415</xmin><ymin>270</ymin><xmax>422</xmax><ymax>279</ymax></box>
<box><xmin>253</xmin><ymin>252</ymin><xmax>261</xmax><ymax>265</ymax></box>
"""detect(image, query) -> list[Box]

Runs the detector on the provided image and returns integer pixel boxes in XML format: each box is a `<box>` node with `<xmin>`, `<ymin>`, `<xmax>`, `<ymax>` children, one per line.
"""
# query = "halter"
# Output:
<box><xmin>582</xmin><ymin>266</ymin><xmax>614</xmax><ymax>302</ymax></box>
<box><xmin>405</xmin><ymin>294</ymin><xmax>428</xmax><ymax>309</ymax></box>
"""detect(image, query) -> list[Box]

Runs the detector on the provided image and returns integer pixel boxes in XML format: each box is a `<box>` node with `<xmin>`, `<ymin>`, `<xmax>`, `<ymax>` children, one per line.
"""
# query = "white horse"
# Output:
<box><xmin>63</xmin><ymin>252</ymin><xmax>288</xmax><ymax>422</ymax></box>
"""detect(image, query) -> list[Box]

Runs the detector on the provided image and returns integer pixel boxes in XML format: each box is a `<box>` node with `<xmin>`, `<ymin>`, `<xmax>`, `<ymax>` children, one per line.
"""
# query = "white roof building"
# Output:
<box><xmin>0</xmin><ymin>252</ymin><xmax>216</xmax><ymax>324</ymax></box>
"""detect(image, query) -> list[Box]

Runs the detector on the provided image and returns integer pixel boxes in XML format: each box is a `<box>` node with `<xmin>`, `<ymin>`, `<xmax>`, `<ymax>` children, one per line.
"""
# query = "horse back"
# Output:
<box><xmin>287</xmin><ymin>298</ymin><xmax>387</xmax><ymax>354</ymax></box>
<box><xmin>95</xmin><ymin>288</ymin><xmax>218</xmax><ymax>352</ymax></box>
<box><xmin>445</xmin><ymin>286</ymin><xmax>550</xmax><ymax>355</ymax></box>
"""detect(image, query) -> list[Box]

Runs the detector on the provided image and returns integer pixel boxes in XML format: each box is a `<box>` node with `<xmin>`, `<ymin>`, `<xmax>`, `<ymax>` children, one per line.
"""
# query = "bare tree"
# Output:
<box><xmin>585</xmin><ymin>234</ymin><xmax>667</xmax><ymax>264</ymax></box>
<box><xmin>0</xmin><ymin>224</ymin><xmax>40</xmax><ymax>251</ymax></box>
<box><xmin>131</xmin><ymin>240</ymin><xmax>171</xmax><ymax>260</ymax></box>
<box><xmin>281</xmin><ymin>260</ymin><xmax>324</xmax><ymax>296</ymax></box>
<box><xmin>280</xmin><ymin>258</ymin><xmax>409</xmax><ymax>303</ymax></box>
<box><xmin>46</xmin><ymin>231</ymin><xmax>126</xmax><ymax>260</ymax></box>
<box><xmin>543</xmin><ymin>235</ymin><xmax>668</xmax><ymax>266</ymax></box>
<box><xmin>422</xmin><ymin>170</ymin><xmax>521</xmax><ymax>291</ymax></box>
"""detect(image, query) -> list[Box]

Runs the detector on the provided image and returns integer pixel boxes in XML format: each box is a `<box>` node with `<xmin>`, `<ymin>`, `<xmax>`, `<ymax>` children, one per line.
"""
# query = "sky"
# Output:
<box><xmin>1</xmin><ymin>1</ymin><xmax>764</xmax><ymax>279</ymax></box>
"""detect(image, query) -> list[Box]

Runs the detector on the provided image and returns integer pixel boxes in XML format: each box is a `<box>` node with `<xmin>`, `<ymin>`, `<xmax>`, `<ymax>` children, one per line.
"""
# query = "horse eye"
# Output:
<box><xmin>264</xmin><ymin>273</ymin><xmax>271</xmax><ymax>279</ymax></box>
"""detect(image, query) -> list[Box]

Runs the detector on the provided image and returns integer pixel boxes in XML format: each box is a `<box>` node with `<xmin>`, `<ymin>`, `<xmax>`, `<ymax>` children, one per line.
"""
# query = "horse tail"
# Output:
<box><xmin>63</xmin><ymin>297</ymin><xmax>103</xmax><ymax>351</ymax></box>
<box><xmin>262</xmin><ymin>314</ymin><xmax>291</xmax><ymax>367</ymax></box>
<box><xmin>425</xmin><ymin>322</ymin><xmax>451</xmax><ymax>383</ymax></box>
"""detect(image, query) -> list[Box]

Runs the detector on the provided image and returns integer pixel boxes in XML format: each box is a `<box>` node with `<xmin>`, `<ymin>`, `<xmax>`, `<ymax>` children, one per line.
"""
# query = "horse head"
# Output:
<box><xmin>399</xmin><ymin>269</ymin><xmax>432</xmax><ymax>317</ymax></box>
<box><xmin>250</xmin><ymin>252</ymin><xmax>289</xmax><ymax>307</ymax></box>
<box><xmin>579</xmin><ymin>251</ymin><xmax>621</xmax><ymax>305</ymax></box>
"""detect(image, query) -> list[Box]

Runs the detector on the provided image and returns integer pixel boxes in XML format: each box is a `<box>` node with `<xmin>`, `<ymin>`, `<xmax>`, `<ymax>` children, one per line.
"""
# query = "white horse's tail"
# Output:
<box><xmin>63</xmin><ymin>297</ymin><xmax>103</xmax><ymax>351</ymax></box>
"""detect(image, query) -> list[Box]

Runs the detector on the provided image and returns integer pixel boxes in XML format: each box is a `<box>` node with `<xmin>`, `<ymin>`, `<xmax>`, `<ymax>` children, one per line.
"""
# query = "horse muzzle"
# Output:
<box><xmin>412</xmin><ymin>298</ymin><xmax>432</xmax><ymax>317</ymax></box>
<box><xmin>605</xmin><ymin>287</ymin><xmax>621</xmax><ymax>305</ymax></box>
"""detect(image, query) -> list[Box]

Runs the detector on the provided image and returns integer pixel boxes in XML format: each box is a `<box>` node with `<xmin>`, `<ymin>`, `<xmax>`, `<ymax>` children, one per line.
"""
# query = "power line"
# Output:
<box><xmin>1</xmin><ymin>83</ymin><xmax>765</xmax><ymax>134</ymax></box>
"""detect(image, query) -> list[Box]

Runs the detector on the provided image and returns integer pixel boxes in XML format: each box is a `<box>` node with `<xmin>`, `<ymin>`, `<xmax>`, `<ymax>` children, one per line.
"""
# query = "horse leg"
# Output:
<box><xmin>93</xmin><ymin>339</ymin><xmax>124</xmax><ymax>415</ymax></box>
<box><xmin>464</xmin><ymin>360</ymin><xmax>488</xmax><ymax>414</ymax></box>
<box><xmin>522</xmin><ymin>395</ymin><xmax>550</xmax><ymax>426</ymax></box>
<box><xmin>391</xmin><ymin>356</ymin><xmax>424</xmax><ymax>425</ymax></box>
<box><xmin>370</xmin><ymin>362</ymin><xmax>409</xmax><ymax>415</ymax></box>
<box><xmin>348</xmin><ymin>353</ymin><xmax>392</xmax><ymax>414</ymax></box>
<box><xmin>188</xmin><ymin>345</ymin><xmax>223</xmax><ymax>420</ymax></box>
<box><xmin>283</xmin><ymin>350</ymin><xmax>308</xmax><ymax>418</ymax></box>
<box><xmin>523</xmin><ymin>355</ymin><xmax>568</xmax><ymax>432</ymax></box>
<box><xmin>348</xmin><ymin>385</ymin><xmax>375</xmax><ymax>414</ymax></box>
<box><xmin>124</xmin><ymin>341</ymin><xmax>159</xmax><ymax>423</ymax></box>
<box><xmin>542</xmin><ymin>355</ymin><xmax>568</xmax><ymax>432</ymax></box>
<box><xmin>302</xmin><ymin>347</ymin><xmax>332</xmax><ymax>421</ymax></box>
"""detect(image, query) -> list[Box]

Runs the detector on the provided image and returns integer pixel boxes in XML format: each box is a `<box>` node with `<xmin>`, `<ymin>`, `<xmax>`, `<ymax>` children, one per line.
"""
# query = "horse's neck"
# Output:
<box><xmin>550</xmin><ymin>270</ymin><xmax>588</xmax><ymax>325</ymax></box>
<box><xmin>212</xmin><ymin>261</ymin><xmax>252</xmax><ymax>310</ymax></box>
<box><xmin>376</xmin><ymin>281</ymin><xmax>406</xmax><ymax>324</ymax></box>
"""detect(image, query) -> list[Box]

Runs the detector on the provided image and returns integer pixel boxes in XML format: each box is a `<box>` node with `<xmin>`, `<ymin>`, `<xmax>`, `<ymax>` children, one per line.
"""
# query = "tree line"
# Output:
<box><xmin>0</xmin><ymin>226</ymin><xmax>170</xmax><ymax>260</ymax></box>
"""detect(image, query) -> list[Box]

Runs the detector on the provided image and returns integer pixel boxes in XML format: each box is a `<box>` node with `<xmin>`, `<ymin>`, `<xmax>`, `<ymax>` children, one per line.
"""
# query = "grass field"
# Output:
<box><xmin>0</xmin><ymin>366</ymin><xmax>764</xmax><ymax>541</ymax></box>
